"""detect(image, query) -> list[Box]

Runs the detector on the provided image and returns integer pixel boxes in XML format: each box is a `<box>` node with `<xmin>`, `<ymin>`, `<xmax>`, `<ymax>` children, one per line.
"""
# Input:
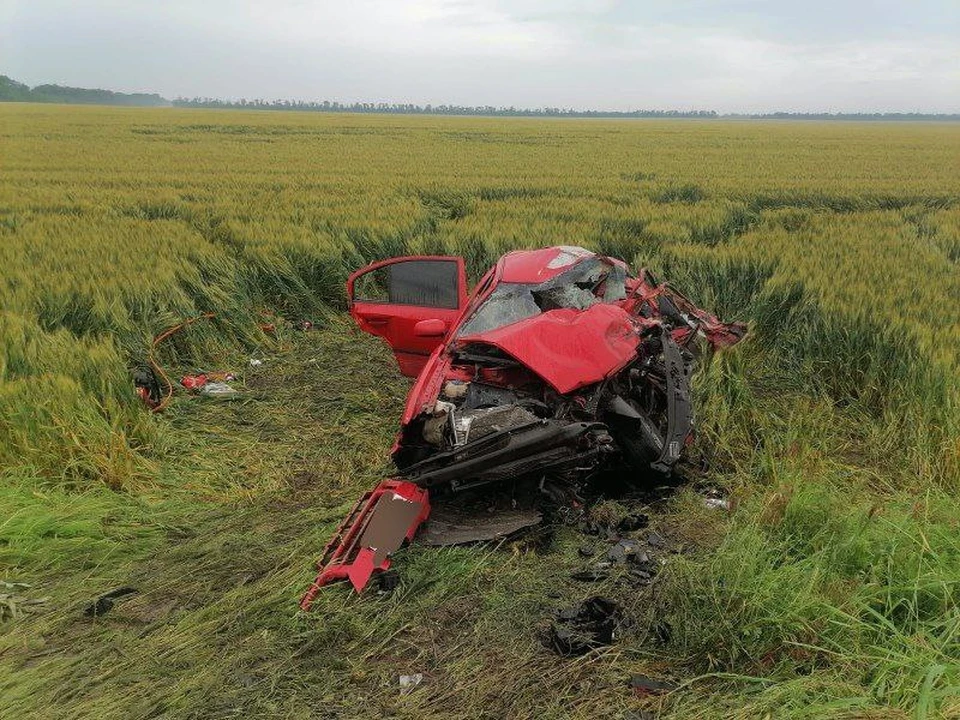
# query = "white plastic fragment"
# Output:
<box><xmin>249</xmin><ymin>358</ymin><xmax>263</xmax><ymax>367</ymax></box>
<box><xmin>399</xmin><ymin>673</ymin><xmax>424</xmax><ymax>694</ymax></box>
<box><xmin>704</xmin><ymin>497</ymin><xmax>730</xmax><ymax>511</ymax></box>
<box><xmin>200</xmin><ymin>382</ymin><xmax>239</xmax><ymax>397</ymax></box>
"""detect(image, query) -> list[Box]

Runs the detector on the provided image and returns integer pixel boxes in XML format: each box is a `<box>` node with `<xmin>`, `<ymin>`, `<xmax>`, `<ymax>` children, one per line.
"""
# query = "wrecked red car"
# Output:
<box><xmin>301</xmin><ymin>246</ymin><xmax>745</xmax><ymax>608</ymax></box>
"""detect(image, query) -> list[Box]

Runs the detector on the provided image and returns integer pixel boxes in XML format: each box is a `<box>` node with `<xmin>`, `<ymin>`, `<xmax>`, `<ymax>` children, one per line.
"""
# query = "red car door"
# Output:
<box><xmin>347</xmin><ymin>256</ymin><xmax>468</xmax><ymax>377</ymax></box>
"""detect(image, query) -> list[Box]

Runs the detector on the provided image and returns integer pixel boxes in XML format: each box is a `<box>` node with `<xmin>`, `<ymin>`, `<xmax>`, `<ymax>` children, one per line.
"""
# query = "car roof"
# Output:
<box><xmin>497</xmin><ymin>246</ymin><xmax>598</xmax><ymax>284</ymax></box>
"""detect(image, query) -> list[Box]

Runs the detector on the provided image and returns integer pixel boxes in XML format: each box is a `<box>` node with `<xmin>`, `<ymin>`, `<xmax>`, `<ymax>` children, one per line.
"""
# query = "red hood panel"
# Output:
<box><xmin>458</xmin><ymin>304</ymin><xmax>640</xmax><ymax>394</ymax></box>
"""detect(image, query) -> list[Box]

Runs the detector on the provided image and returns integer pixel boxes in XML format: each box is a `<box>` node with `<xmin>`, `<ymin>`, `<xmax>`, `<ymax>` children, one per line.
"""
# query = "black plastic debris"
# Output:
<box><xmin>546</xmin><ymin>596</ymin><xmax>622</xmax><ymax>655</ymax></box>
<box><xmin>84</xmin><ymin>587</ymin><xmax>138</xmax><ymax>617</ymax></box>
<box><xmin>629</xmin><ymin>674</ymin><xmax>677</xmax><ymax>697</ymax></box>
<box><xmin>578</xmin><ymin>519</ymin><xmax>617</xmax><ymax>538</ymax></box>
<box><xmin>618</xmin><ymin>513</ymin><xmax>650</xmax><ymax>531</ymax></box>
<box><xmin>573</xmin><ymin>534</ymin><xmax>661</xmax><ymax>585</ymax></box>
<box><xmin>646</xmin><ymin>532</ymin><xmax>666</xmax><ymax>549</ymax></box>
<box><xmin>608</xmin><ymin>539</ymin><xmax>659</xmax><ymax>586</ymax></box>
<box><xmin>571</xmin><ymin>567</ymin><xmax>610</xmax><ymax>582</ymax></box>
<box><xmin>607</xmin><ymin>539</ymin><xmax>648</xmax><ymax>564</ymax></box>
<box><xmin>132</xmin><ymin>365</ymin><xmax>162</xmax><ymax>409</ymax></box>
<box><xmin>376</xmin><ymin>569</ymin><xmax>400</xmax><ymax>595</ymax></box>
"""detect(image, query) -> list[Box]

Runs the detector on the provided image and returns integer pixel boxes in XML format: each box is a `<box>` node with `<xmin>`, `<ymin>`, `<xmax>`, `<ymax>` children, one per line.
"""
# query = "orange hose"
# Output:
<box><xmin>148</xmin><ymin>312</ymin><xmax>215</xmax><ymax>413</ymax></box>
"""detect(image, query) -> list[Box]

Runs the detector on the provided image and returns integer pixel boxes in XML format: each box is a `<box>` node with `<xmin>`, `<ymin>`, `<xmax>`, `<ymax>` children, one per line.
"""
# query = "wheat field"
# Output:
<box><xmin>1</xmin><ymin>104</ymin><xmax>958</xmax><ymax>718</ymax></box>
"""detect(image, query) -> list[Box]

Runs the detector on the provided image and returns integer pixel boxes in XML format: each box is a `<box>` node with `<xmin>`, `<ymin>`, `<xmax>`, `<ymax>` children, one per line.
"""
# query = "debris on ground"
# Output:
<box><xmin>698</xmin><ymin>486</ymin><xmax>732</xmax><ymax>512</ymax></box>
<box><xmin>376</xmin><ymin>569</ymin><xmax>400</xmax><ymax>595</ymax></box>
<box><xmin>421</xmin><ymin>506</ymin><xmax>542</xmax><ymax>545</ymax></box>
<box><xmin>624</xmin><ymin>711</ymin><xmax>656</xmax><ymax>720</ymax></box>
<box><xmin>618</xmin><ymin>513</ymin><xmax>649</xmax><ymax>531</ymax></box>
<box><xmin>571</xmin><ymin>567</ymin><xmax>611</xmax><ymax>582</ymax></box>
<box><xmin>545</xmin><ymin>596</ymin><xmax>623</xmax><ymax>656</ymax></box>
<box><xmin>646</xmin><ymin>532</ymin><xmax>666</xmax><ymax>549</ymax></box>
<box><xmin>133</xmin><ymin>365</ymin><xmax>162</xmax><ymax>410</ymax></box>
<box><xmin>704</xmin><ymin>497</ymin><xmax>730</xmax><ymax>510</ymax></box>
<box><xmin>140</xmin><ymin>312</ymin><xmax>216</xmax><ymax>412</ymax></box>
<box><xmin>301</xmin><ymin>247</ymin><xmax>746</xmax><ymax>605</ymax></box>
<box><xmin>180</xmin><ymin>372</ymin><xmax>241</xmax><ymax>398</ymax></box>
<box><xmin>132</xmin><ymin>313</ymin><xmax>255</xmax><ymax>409</ymax></box>
<box><xmin>420</xmin><ymin>489</ymin><xmax>542</xmax><ymax>546</ymax></box>
<box><xmin>629</xmin><ymin>674</ymin><xmax>677</xmax><ymax>697</ymax></box>
<box><xmin>607</xmin><ymin>538</ymin><xmax>647</xmax><ymax>563</ymax></box>
<box><xmin>180</xmin><ymin>374</ymin><xmax>209</xmax><ymax>390</ymax></box>
<box><xmin>399</xmin><ymin>673</ymin><xmax>424</xmax><ymax>694</ymax></box>
<box><xmin>1</xmin><ymin>582</ymin><xmax>48</xmax><ymax>622</ymax></box>
<box><xmin>84</xmin><ymin>587</ymin><xmax>139</xmax><ymax>618</ymax></box>
<box><xmin>199</xmin><ymin>382</ymin><xmax>240</xmax><ymax>398</ymax></box>
<box><xmin>300</xmin><ymin>480</ymin><xmax>429</xmax><ymax>610</ymax></box>
<box><xmin>571</xmin><ymin>530</ymin><xmax>662</xmax><ymax>587</ymax></box>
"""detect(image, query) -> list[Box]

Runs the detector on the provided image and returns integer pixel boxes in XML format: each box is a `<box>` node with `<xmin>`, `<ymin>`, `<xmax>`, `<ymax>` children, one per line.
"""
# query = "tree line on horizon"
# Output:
<box><xmin>0</xmin><ymin>74</ymin><xmax>168</xmax><ymax>107</ymax></box>
<box><xmin>172</xmin><ymin>96</ymin><xmax>720</xmax><ymax>118</ymax></box>
<box><xmin>2</xmin><ymin>73</ymin><xmax>957</xmax><ymax>120</ymax></box>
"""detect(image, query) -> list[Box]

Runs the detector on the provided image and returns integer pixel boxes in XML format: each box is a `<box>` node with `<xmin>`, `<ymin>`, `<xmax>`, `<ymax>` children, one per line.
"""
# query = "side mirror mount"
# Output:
<box><xmin>413</xmin><ymin>318</ymin><xmax>448</xmax><ymax>338</ymax></box>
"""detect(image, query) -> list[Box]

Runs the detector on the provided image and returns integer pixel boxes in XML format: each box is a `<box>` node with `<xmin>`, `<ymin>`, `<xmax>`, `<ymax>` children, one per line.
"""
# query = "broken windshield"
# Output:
<box><xmin>457</xmin><ymin>257</ymin><xmax>627</xmax><ymax>337</ymax></box>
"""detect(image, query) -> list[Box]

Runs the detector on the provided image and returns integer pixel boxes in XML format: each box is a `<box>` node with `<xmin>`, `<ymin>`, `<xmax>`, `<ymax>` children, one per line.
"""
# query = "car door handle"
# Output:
<box><xmin>365</xmin><ymin>317</ymin><xmax>390</xmax><ymax>326</ymax></box>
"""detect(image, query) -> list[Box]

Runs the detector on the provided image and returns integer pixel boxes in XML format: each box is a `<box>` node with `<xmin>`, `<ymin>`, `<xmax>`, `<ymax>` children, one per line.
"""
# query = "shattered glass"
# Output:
<box><xmin>546</xmin><ymin>245</ymin><xmax>593</xmax><ymax>269</ymax></box>
<box><xmin>456</xmin><ymin>284</ymin><xmax>542</xmax><ymax>336</ymax></box>
<box><xmin>457</xmin><ymin>258</ymin><xmax>628</xmax><ymax>337</ymax></box>
<box><xmin>535</xmin><ymin>284</ymin><xmax>598</xmax><ymax>311</ymax></box>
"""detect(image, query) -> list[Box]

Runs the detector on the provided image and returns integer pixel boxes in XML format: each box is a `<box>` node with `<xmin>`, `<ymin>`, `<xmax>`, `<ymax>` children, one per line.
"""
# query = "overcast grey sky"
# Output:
<box><xmin>2</xmin><ymin>0</ymin><xmax>958</xmax><ymax>112</ymax></box>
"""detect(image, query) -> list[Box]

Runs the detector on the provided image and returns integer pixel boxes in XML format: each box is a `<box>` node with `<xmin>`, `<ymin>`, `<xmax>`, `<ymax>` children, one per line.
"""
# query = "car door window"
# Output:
<box><xmin>353</xmin><ymin>267</ymin><xmax>390</xmax><ymax>302</ymax></box>
<box><xmin>388</xmin><ymin>260</ymin><xmax>460</xmax><ymax>308</ymax></box>
<box><xmin>354</xmin><ymin>259</ymin><xmax>461</xmax><ymax>309</ymax></box>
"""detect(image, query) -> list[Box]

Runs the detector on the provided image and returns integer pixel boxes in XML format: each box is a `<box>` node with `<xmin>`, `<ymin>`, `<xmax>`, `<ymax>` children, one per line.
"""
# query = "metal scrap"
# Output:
<box><xmin>545</xmin><ymin>596</ymin><xmax>623</xmax><ymax>656</ymax></box>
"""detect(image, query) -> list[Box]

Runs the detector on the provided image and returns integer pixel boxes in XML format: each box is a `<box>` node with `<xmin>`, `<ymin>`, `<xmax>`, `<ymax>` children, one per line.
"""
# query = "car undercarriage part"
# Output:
<box><xmin>299</xmin><ymin>480</ymin><xmax>430</xmax><ymax>609</ymax></box>
<box><xmin>601</xmin><ymin>327</ymin><xmax>694</xmax><ymax>475</ymax></box>
<box><xmin>403</xmin><ymin>418</ymin><xmax>615</xmax><ymax>493</ymax></box>
<box><xmin>421</xmin><ymin>502</ymin><xmax>543</xmax><ymax>545</ymax></box>
<box><xmin>654</xmin><ymin>328</ymin><xmax>694</xmax><ymax>473</ymax></box>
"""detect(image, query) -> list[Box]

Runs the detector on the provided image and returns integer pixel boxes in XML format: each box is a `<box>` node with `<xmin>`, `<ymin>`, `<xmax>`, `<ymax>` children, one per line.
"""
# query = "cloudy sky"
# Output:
<box><xmin>2</xmin><ymin>0</ymin><xmax>958</xmax><ymax>112</ymax></box>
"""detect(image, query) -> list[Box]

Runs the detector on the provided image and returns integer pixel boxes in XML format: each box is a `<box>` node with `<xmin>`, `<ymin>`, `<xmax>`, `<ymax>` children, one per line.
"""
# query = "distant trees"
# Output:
<box><xmin>167</xmin><ymin>98</ymin><xmax>960</xmax><ymax>121</ymax></box>
<box><xmin>2</xmin><ymin>73</ymin><xmax>957</xmax><ymax>120</ymax></box>
<box><xmin>727</xmin><ymin>111</ymin><xmax>960</xmax><ymax>121</ymax></box>
<box><xmin>0</xmin><ymin>75</ymin><xmax>169</xmax><ymax>106</ymax></box>
<box><xmin>170</xmin><ymin>96</ymin><xmax>721</xmax><ymax>118</ymax></box>
<box><xmin>0</xmin><ymin>76</ymin><xmax>34</xmax><ymax>101</ymax></box>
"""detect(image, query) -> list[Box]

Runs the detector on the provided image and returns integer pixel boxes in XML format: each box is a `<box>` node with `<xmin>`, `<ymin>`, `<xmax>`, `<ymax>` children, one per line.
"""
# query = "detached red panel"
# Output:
<box><xmin>300</xmin><ymin>480</ymin><xmax>430</xmax><ymax>610</ymax></box>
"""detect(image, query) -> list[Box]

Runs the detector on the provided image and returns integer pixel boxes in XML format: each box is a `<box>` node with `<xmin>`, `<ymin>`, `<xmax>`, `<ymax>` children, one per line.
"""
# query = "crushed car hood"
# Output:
<box><xmin>456</xmin><ymin>303</ymin><xmax>640</xmax><ymax>394</ymax></box>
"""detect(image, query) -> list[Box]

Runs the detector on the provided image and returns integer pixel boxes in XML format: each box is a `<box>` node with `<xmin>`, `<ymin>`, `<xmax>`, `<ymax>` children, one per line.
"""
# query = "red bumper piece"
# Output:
<box><xmin>300</xmin><ymin>480</ymin><xmax>430</xmax><ymax>610</ymax></box>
